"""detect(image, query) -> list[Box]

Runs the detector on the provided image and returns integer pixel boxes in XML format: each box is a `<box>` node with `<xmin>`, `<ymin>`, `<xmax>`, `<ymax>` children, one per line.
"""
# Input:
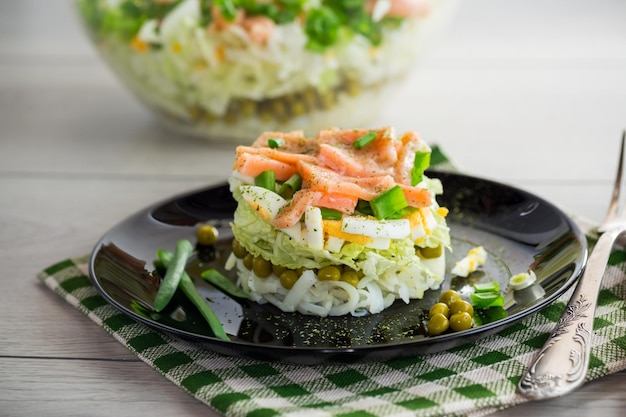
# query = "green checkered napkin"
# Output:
<box><xmin>38</xmin><ymin>148</ymin><xmax>626</xmax><ymax>417</ymax></box>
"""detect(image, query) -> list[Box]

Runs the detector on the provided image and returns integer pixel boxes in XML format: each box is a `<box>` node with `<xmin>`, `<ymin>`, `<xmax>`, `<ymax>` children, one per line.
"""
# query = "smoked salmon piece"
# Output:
<box><xmin>399</xmin><ymin>184</ymin><xmax>432</xmax><ymax>208</ymax></box>
<box><xmin>236</xmin><ymin>146</ymin><xmax>317</xmax><ymax>166</ymax></box>
<box><xmin>394</xmin><ymin>130</ymin><xmax>428</xmax><ymax>185</ymax></box>
<box><xmin>314</xmin><ymin>193</ymin><xmax>359</xmax><ymax>214</ymax></box>
<box><xmin>317</xmin><ymin>143</ymin><xmax>394</xmax><ymax>177</ymax></box>
<box><xmin>233</xmin><ymin>126</ymin><xmax>433</xmax><ymax>212</ymax></box>
<box><xmin>234</xmin><ymin>153</ymin><xmax>297</xmax><ymax>181</ymax></box>
<box><xmin>298</xmin><ymin>161</ymin><xmax>396</xmax><ymax>201</ymax></box>
<box><xmin>316</xmin><ymin>126</ymin><xmax>399</xmax><ymax>170</ymax></box>
<box><xmin>273</xmin><ymin>189</ymin><xmax>322</xmax><ymax>229</ymax></box>
<box><xmin>251</xmin><ymin>130</ymin><xmax>318</xmax><ymax>155</ymax></box>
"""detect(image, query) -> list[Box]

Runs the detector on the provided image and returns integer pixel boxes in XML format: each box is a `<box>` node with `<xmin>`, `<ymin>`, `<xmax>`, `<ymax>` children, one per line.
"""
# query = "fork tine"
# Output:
<box><xmin>604</xmin><ymin>131</ymin><xmax>626</xmax><ymax>225</ymax></box>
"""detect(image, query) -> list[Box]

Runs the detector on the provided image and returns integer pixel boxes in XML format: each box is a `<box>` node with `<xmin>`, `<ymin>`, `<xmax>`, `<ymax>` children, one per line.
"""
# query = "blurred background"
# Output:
<box><xmin>2</xmin><ymin>0</ymin><xmax>625</xmax><ymax>223</ymax></box>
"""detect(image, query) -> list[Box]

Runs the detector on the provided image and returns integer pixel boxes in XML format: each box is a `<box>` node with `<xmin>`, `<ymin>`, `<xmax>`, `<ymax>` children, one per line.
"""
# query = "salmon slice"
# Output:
<box><xmin>315</xmin><ymin>127</ymin><xmax>373</xmax><ymax>145</ymax></box>
<box><xmin>273</xmin><ymin>189</ymin><xmax>322</xmax><ymax>229</ymax></box>
<box><xmin>251</xmin><ymin>130</ymin><xmax>318</xmax><ymax>155</ymax></box>
<box><xmin>236</xmin><ymin>146</ymin><xmax>318</xmax><ymax>165</ymax></box>
<box><xmin>316</xmin><ymin>127</ymin><xmax>399</xmax><ymax>174</ymax></box>
<box><xmin>298</xmin><ymin>161</ymin><xmax>396</xmax><ymax>201</ymax></box>
<box><xmin>393</xmin><ymin>131</ymin><xmax>429</xmax><ymax>185</ymax></box>
<box><xmin>317</xmin><ymin>144</ymin><xmax>393</xmax><ymax>177</ymax></box>
<box><xmin>399</xmin><ymin>183</ymin><xmax>432</xmax><ymax>208</ymax></box>
<box><xmin>314</xmin><ymin>193</ymin><xmax>359</xmax><ymax>214</ymax></box>
<box><xmin>234</xmin><ymin>153</ymin><xmax>297</xmax><ymax>181</ymax></box>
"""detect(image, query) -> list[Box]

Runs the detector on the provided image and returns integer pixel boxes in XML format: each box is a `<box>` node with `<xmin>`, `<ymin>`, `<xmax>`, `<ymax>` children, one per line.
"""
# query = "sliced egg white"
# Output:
<box><xmin>451</xmin><ymin>246</ymin><xmax>487</xmax><ymax>277</ymax></box>
<box><xmin>341</xmin><ymin>216</ymin><xmax>411</xmax><ymax>239</ymax></box>
<box><xmin>304</xmin><ymin>206</ymin><xmax>324</xmax><ymax>250</ymax></box>
<box><xmin>239</xmin><ymin>185</ymin><xmax>286</xmax><ymax>222</ymax></box>
<box><xmin>325</xmin><ymin>236</ymin><xmax>345</xmax><ymax>253</ymax></box>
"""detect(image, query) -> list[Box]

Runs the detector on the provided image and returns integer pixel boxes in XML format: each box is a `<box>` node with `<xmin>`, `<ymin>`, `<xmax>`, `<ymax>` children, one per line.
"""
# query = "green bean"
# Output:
<box><xmin>201</xmin><ymin>268</ymin><xmax>249</xmax><ymax>299</ymax></box>
<box><xmin>157</xmin><ymin>249</ymin><xmax>229</xmax><ymax>341</ymax></box>
<box><xmin>154</xmin><ymin>239</ymin><xmax>194</xmax><ymax>312</ymax></box>
<box><xmin>179</xmin><ymin>272</ymin><xmax>229</xmax><ymax>341</ymax></box>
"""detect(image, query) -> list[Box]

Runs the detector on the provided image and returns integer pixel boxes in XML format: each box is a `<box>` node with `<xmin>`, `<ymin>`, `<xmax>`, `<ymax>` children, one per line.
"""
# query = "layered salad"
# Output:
<box><xmin>225</xmin><ymin>126</ymin><xmax>450</xmax><ymax>316</ymax></box>
<box><xmin>77</xmin><ymin>0</ymin><xmax>453</xmax><ymax>141</ymax></box>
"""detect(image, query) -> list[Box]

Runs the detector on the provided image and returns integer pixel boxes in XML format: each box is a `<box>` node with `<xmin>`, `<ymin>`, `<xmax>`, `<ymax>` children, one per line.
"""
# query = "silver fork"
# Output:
<box><xmin>518</xmin><ymin>131</ymin><xmax>626</xmax><ymax>400</ymax></box>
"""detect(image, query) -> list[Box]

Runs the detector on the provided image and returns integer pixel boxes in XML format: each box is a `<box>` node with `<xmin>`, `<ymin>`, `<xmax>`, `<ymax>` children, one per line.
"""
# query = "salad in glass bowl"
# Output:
<box><xmin>77</xmin><ymin>0</ymin><xmax>456</xmax><ymax>142</ymax></box>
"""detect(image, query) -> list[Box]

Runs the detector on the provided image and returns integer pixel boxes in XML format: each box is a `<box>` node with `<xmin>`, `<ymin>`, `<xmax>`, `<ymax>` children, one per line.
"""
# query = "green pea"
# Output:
<box><xmin>196</xmin><ymin>224</ymin><xmax>218</xmax><ymax>246</ymax></box>
<box><xmin>231</xmin><ymin>239</ymin><xmax>248</xmax><ymax>259</ymax></box>
<box><xmin>340</xmin><ymin>270</ymin><xmax>359</xmax><ymax>287</ymax></box>
<box><xmin>449</xmin><ymin>312</ymin><xmax>473</xmax><ymax>332</ymax></box>
<box><xmin>303</xmin><ymin>88</ymin><xmax>317</xmax><ymax>108</ymax></box>
<box><xmin>279</xmin><ymin>270</ymin><xmax>299</xmax><ymax>289</ymax></box>
<box><xmin>243</xmin><ymin>253</ymin><xmax>254</xmax><ymax>270</ymax></box>
<box><xmin>429</xmin><ymin>302</ymin><xmax>450</xmax><ymax>319</ymax></box>
<box><xmin>320</xmin><ymin>90</ymin><xmax>336</xmax><ymax>109</ymax></box>
<box><xmin>317</xmin><ymin>266</ymin><xmax>341</xmax><ymax>281</ymax></box>
<box><xmin>259</xmin><ymin>107</ymin><xmax>273</xmax><ymax>122</ymax></box>
<box><xmin>428</xmin><ymin>313</ymin><xmax>449</xmax><ymax>336</ymax></box>
<box><xmin>272</xmin><ymin>263</ymin><xmax>288</xmax><ymax>277</ymax></box>
<box><xmin>291</xmin><ymin>100</ymin><xmax>306</xmax><ymax>116</ymax></box>
<box><xmin>252</xmin><ymin>256</ymin><xmax>272</xmax><ymax>278</ymax></box>
<box><xmin>223</xmin><ymin>108</ymin><xmax>237</xmax><ymax>124</ymax></box>
<box><xmin>450</xmin><ymin>299</ymin><xmax>474</xmax><ymax>317</ymax></box>
<box><xmin>439</xmin><ymin>289</ymin><xmax>461</xmax><ymax>307</ymax></box>
<box><xmin>240</xmin><ymin>99</ymin><xmax>257</xmax><ymax>116</ymax></box>
<box><xmin>345</xmin><ymin>78</ymin><xmax>360</xmax><ymax>96</ymax></box>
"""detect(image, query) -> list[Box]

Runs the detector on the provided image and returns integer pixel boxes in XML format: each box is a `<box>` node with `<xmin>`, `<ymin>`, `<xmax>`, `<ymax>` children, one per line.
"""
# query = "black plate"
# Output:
<box><xmin>89</xmin><ymin>171</ymin><xmax>587</xmax><ymax>364</ymax></box>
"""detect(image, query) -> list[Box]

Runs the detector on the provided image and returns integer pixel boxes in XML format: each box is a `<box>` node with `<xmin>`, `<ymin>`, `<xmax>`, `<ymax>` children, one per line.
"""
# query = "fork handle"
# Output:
<box><xmin>518</xmin><ymin>229</ymin><xmax>620</xmax><ymax>400</ymax></box>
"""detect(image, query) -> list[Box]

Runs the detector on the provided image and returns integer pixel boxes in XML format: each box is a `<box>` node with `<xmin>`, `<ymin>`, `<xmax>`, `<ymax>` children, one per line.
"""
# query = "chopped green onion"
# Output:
<box><xmin>473</xmin><ymin>306</ymin><xmax>508</xmax><ymax>326</ymax></box>
<box><xmin>278</xmin><ymin>173</ymin><xmax>302</xmax><ymax>198</ymax></box>
<box><xmin>201</xmin><ymin>269</ymin><xmax>249</xmax><ymax>299</ymax></box>
<box><xmin>471</xmin><ymin>281</ymin><xmax>504</xmax><ymax>309</ymax></box>
<box><xmin>411</xmin><ymin>151</ymin><xmax>431</xmax><ymax>186</ymax></box>
<box><xmin>474</xmin><ymin>281</ymin><xmax>500</xmax><ymax>293</ymax></box>
<box><xmin>352</xmin><ymin>132</ymin><xmax>377</xmax><ymax>149</ymax></box>
<box><xmin>216</xmin><ymin>0</ymin><xmax>238</xmax><ymax>22</ymax></box>
<box><xmin>255</xmin><ymin>170</ymin><xmax>275</xmax><ymax>191</ymax></box>
<box><xmin>268</xmin><ymin>138</ymin><xmax>284</xmax><ymax>149</ymax></box>
<box><xmin>304</xmin><ymin>7</ymin><xmax>340</xmax><ymax>52</ymax></box>
<box><xmin>470</xmin><ymin>292</ymin><xmax>505</xmax><ymax>309</ymax></box>
<box><xmin>370</xmin><ymin>185</ymin><xmax>408</xmax><ymax>219</ymax></box>
<box><xmin>319</xmin><ymin>207</ymin><xmax>343</xmax><ymax>220</ymax></box>
<box><xmin>386</xmin><ymin>206</ymin><xmax>416</xmax><ymax>219</ymax></box>
<box><xmin>356</xmin><ymin>199</ymin><xmax>374</xmax><ymax>216</ymax></box>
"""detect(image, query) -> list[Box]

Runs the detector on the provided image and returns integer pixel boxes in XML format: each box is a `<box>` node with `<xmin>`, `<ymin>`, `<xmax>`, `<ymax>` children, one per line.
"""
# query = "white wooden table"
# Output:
<box><xmin>1</xmin><ymin>0</ymin><xmax>625</xmax><ymax>416</ymax></box>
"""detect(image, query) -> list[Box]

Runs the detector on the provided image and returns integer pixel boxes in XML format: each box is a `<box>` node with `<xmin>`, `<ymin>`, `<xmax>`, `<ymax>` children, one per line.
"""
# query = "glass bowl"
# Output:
<box><xmin>76</xmin><ymin>0</ymin><xmax>456</xmax><ymax>143</ymax></box>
